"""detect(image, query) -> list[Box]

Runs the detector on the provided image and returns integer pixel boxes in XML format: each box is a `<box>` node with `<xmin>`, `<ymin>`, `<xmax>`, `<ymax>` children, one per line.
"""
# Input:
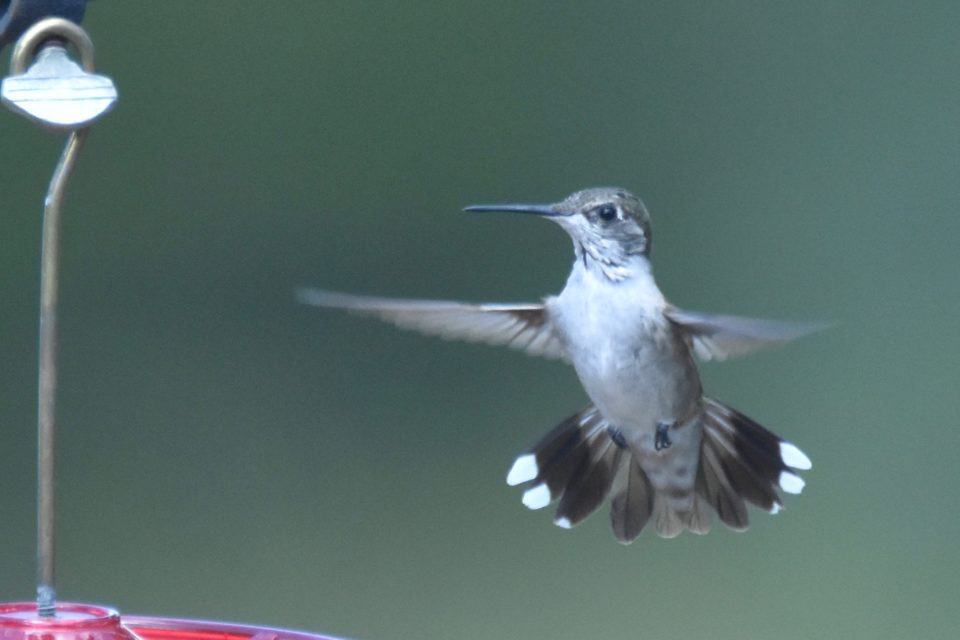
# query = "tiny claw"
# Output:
<box><xmin>655</xmin><ymin>422</ymin><xmax>673</xmax><ymax>452</ymax></box>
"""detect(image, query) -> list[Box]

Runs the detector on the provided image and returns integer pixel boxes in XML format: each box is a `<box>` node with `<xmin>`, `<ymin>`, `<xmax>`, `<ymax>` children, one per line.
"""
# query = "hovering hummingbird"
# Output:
<box><xmin>299</xmin><ymin>187</ymin><xmax>820</xmax><ymax>543</ymax></box>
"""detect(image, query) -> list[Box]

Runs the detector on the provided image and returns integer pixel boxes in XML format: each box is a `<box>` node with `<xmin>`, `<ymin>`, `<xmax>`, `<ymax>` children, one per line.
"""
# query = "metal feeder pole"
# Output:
<box><xmin>1</xmin><ymin>16</ymin><xmax>117</xmax><ymax>616</ymax></box>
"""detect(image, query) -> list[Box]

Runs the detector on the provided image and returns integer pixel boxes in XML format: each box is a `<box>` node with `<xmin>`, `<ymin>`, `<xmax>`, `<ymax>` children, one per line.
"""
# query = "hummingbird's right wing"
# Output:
<box><xmin>297</xmin><ymin>288</ymin><xmax>567</xmax><ymax>360</ymax></box>
<box><xmin>665</xmin><ymin>307</ymin><xmax>827</xmax><ymax>362</ymax></box>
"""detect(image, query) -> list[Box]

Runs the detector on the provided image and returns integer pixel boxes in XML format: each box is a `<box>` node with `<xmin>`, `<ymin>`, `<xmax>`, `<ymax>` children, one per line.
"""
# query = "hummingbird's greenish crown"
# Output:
<box><xmin>555</xmin><ymin>187</ymin><xmax>650</xmax><ymax>226</ymax></box>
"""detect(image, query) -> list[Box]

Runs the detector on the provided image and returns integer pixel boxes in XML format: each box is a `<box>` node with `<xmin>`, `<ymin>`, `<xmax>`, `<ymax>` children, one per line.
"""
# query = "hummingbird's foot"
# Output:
<box><xmin>655</xmin><ymin>422</ymin><xmax>673</xmax><ymax>452</ymax></box>
<box><xmin>607</xmin><ymin>425</ymin><xmax>628</xmax><ymax>450</ymax></box>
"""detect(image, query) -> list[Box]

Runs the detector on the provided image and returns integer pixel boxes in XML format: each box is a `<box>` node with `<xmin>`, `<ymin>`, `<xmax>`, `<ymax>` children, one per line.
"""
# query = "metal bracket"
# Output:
<box><xmin>1</xmin><ymin>17</ymin><xmax>116</xmax><ymax>129</ymax></box>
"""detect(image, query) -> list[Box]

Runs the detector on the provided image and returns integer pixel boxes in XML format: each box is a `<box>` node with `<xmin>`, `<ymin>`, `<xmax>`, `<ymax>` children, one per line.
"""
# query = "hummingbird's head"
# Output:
<box><xmin>465</xmin><ymin>187</ymin><xmax>652</xmax><ymax>280</ymax></box>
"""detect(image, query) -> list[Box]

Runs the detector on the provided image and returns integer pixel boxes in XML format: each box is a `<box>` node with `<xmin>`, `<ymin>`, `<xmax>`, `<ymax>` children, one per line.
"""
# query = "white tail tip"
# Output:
<box><xmin>506</xmin><ymin>453</ymin><xmax>538</xmax><ymax>486</ymax></box>
<box><xmin>779</xmin><ymin>471</ymin><xmax>805</xmax><ymax>495</ymax></box>
<box><xmin>780</xmin><ymin>442</ymin><xmax>812</xmax><ymax>470</ymax></box>
<box><xmin>554</xmin><ymin>517</ymin><xmax>572</xmax><ymax>529</ymax></box>
<box><xmin>769</xmin><ymin>502</ymin><xmax>782</xmax><ymax>515</ymax></box>
<box><xmin>522</xmin><ymin>483</ymin><xmax>551</xmax><ymax>510</ymax></box>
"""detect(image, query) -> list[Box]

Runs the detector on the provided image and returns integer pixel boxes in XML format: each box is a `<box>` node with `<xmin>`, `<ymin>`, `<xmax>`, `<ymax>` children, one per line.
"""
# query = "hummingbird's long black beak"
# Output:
<box><xmin>463</xmin><ymin>203</ymin><xmax>563</xmax><ymax>217</ymax></box>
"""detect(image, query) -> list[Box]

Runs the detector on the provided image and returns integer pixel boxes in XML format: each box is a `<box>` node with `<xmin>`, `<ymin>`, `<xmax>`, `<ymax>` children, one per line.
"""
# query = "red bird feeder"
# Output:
<box><xmin>0</xmin><ymin>603</ymin><xmax>340</xmax><ymax>640</ymax></box>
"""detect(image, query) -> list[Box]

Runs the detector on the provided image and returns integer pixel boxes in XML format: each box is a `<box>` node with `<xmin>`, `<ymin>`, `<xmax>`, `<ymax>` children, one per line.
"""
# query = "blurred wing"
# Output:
<box><xmin>297</xmin><ymin>288</ymin><xmax>567</xmax><ymax>360</ymax></box>
<box><xmin>666</xmin><ymin>307</ymin><xmax>826</xmax><ymax>362</ymax></box>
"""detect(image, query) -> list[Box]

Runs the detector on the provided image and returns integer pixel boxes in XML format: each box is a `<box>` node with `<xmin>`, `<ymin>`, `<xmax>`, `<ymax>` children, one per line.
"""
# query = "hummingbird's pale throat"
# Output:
<box><xmin>300</xmin><ymin>187</ymin><xmax>820</xmax><ymax>543</ymax></box>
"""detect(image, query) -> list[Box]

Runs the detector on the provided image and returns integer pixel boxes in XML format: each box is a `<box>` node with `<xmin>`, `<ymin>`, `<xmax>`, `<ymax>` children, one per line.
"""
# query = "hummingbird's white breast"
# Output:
<box><xmin>547</xmin><ymin>258</ymin><xmax>702</xmax><ymax>449</ymax></box>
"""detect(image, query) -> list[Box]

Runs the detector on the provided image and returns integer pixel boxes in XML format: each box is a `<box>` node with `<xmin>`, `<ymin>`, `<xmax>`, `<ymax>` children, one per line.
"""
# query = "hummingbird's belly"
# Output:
<box><xmin>574</xmin><ymin>336</ymin><xmax>701</xmax><ymax>433</ymax></box>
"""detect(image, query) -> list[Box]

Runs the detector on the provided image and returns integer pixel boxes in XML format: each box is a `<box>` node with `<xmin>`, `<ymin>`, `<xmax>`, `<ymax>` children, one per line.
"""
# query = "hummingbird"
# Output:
<box><xmin>298</xmin><ymin>187</ymin><xmax>820</xmax><ymax>543</ymax></box>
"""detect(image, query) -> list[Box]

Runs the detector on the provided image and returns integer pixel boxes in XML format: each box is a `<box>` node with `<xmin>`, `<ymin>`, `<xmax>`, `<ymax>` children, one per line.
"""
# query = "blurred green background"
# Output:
<box><xmin>1</xmin><ymin>2</ymin><xmax>958</xmax><ymax>639</ymax></box>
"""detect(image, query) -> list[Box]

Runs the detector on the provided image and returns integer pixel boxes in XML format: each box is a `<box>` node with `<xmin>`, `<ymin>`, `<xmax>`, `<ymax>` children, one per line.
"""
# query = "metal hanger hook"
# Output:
<box><xmin>10</xmin><ymin>16</ymin><xmax>94</xmax><ymax>75</ymax></box>
<box><xmin>3</xmin><ymin>14</ymin><xmax>112</xmax><ymax>619</ymax></box>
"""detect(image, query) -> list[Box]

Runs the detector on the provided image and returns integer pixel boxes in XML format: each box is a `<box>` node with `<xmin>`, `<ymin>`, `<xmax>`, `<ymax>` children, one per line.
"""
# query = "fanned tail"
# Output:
<box><xmin>505</xmin><ymin>406</ymin><xmax>626</xmax><ymax>529</ymax></box>
<box><xmin>505</xmin><ymin>398</ymin><xmax>811</xmax><ymax>542</ymax></box>
<box><xmin>697</xmin><ymin>397</ymin><xmax>811</xmax><ymax>530</ymax></box>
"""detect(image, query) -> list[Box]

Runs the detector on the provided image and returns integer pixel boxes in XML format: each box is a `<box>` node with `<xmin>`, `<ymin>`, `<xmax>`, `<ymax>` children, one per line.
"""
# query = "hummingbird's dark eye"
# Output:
<box><xmin>597</xmin><ymin>204</ymin><xmax>617</xmax><ymax>222</ymax></box>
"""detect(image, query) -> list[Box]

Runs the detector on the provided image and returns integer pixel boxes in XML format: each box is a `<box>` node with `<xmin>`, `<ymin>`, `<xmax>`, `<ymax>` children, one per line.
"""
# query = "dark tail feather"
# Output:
<box><xmin>554</xmin><ymin>439</ymin><xmax>623</xmax><ymax>528</ymax></box>
<box><xmin>697</xmin><ymin>441</ymin><xmax>750</xmax><ymax>530</ymax></box>
<box><xmin>699</xmin><ymin>397</ymin><xmax>811</xmax><ymax>530</ymax></box>
<box><xmin>505</xmin><ymin>405</ymin><xmax>624</xmax><ymax>527</ymax></box>
<box><xmin>610</xmin><ymin>456</ymin><xmax>655</xmax><ymax>543</ymax></box>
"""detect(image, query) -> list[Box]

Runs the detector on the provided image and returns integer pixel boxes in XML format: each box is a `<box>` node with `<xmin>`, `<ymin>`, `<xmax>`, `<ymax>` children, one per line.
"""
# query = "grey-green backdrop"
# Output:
<box><xmin>1</xmin><ymin>2</ymin><xmax>958</xmax><ymax>639</ymax></box>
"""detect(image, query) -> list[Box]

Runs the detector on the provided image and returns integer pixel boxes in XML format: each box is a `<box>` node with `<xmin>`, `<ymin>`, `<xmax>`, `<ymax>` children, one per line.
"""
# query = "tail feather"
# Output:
<box><xmin>534</xmin><ymin>409</ymin><xmax>608</xmax><ymax>502</ymax></box>
<box><xmin>687</xmin><ymin>492</ymin><xmax>713</xmax><ymax>535</ymax></box>
<box><xmin>507</xmin><ymin>406</ymin><xmax>614</xmax><ymax>512</ymax></box>
<box><xmin>706</xmin><ymin>401</ymin><xmax>788</xmax><ymax>490</ymax></box>
<box><xmin>706</xmin><ymin>423</ymin><xmax>782</xmax><ymax>513</ymax></box>
<box><xmin>507</xmin><ymin>405</ymin><xmax>626</xmax><ymax>527</ymax></box>
<box><xmin>698</xmin><ymin>397</ymin><xmax>811</xmax><ymax>529</ymax></box>
<box><xmin>698</xmin><ymin>441</ymin><xmax>750</xmax><ymax>530</ymax></box>
<box><xmin>529</xmin><ymin>408</ymin><xmax>598</xmax><ymax>471</ymax></box>
<box><xmin>555</xmin><ymin>440</ymin><xmax>623</xmax><ymax>528</ymax></box>
<box><xmin>610</xmin><ymin>457</ymin><xmax>655</xmax><ymax>543</ymax></box>
<box><xmin>653</xmin><ymin>496</ymin><xmax>690</xmax><ymax>538</ymax></box>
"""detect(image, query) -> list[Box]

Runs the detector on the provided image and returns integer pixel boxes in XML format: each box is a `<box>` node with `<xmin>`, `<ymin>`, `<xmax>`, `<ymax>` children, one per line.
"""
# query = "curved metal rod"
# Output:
<box><xmin>10</xmin><ymin>17</ymin><xmax>95</xmax><ymax>74</ymax></box>
<box><xmin>36</xmin><ymin>127</ymin><xmax>89</xmax><ymax>617</ymax></box>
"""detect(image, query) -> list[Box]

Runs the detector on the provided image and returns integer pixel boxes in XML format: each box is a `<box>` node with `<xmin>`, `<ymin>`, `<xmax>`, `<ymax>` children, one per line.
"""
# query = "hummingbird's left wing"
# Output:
<box><xmin>297</xmin><ymin>288</ymin><xmax>567</xmax><ymax>360</ymax></box>
<box><xmin>665</xmin><ymin>307</ymin><xmax>826</xmax><ymax>362</ymax></box>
